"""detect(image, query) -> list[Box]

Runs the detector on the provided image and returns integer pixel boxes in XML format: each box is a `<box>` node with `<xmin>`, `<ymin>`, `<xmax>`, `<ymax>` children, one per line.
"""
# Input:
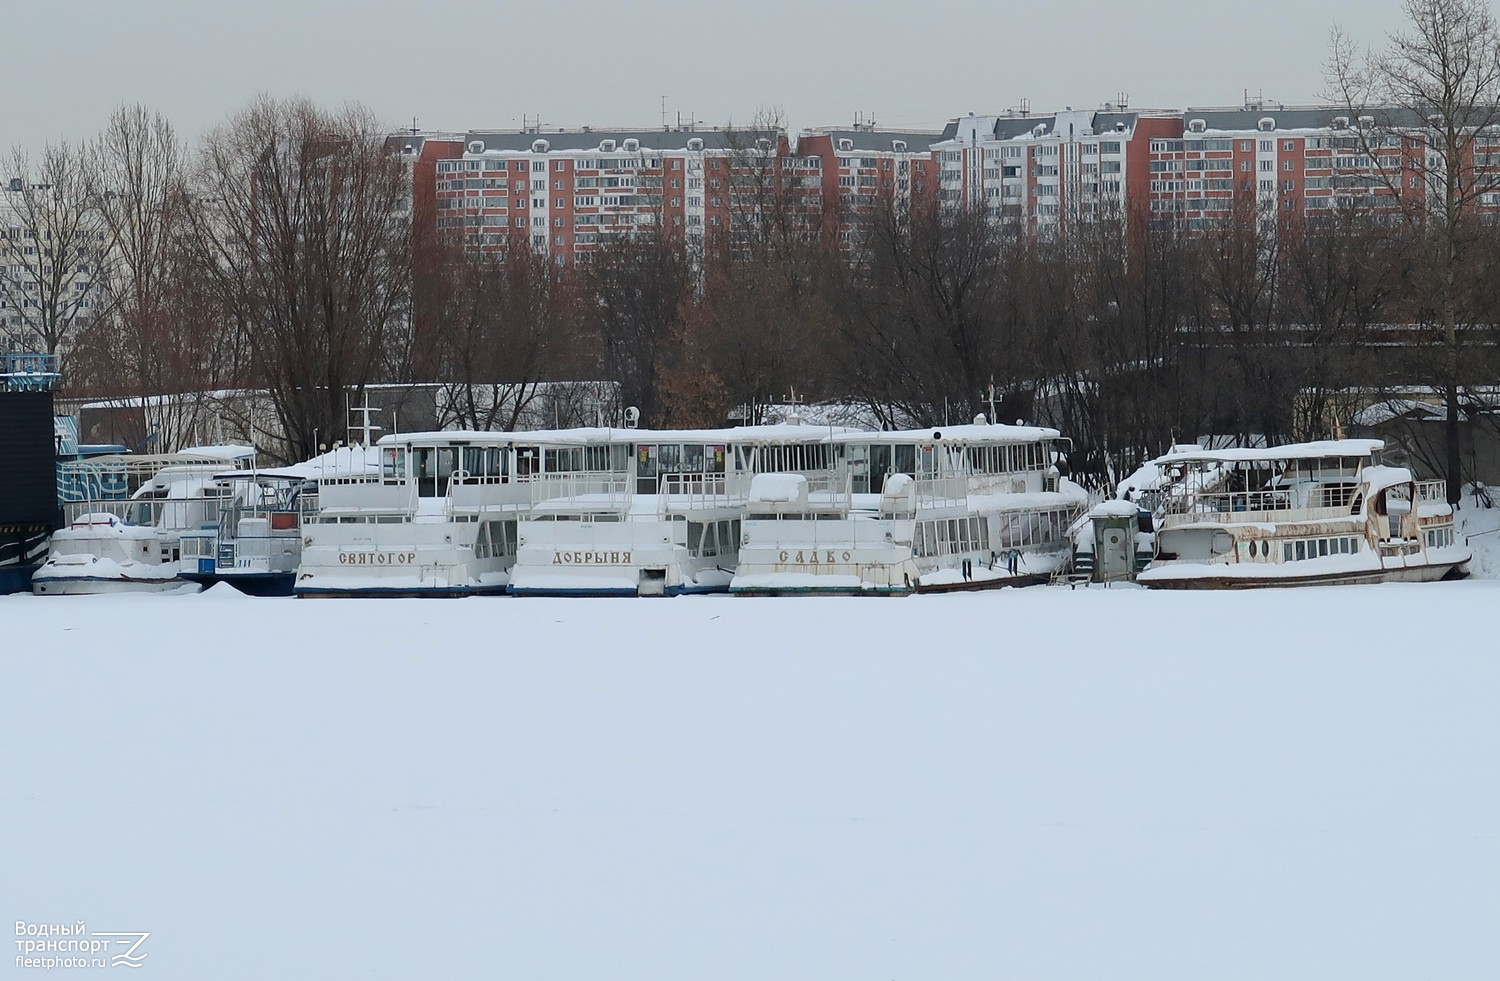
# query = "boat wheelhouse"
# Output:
<box><xmin>294</xmin><ymin>430</ymin><xmax>541</xmax><ymax>597</ymax></box>
<box><xmin>730</xmin><ymin>423</ymin><xmax>1087</xmax><ymax>595</ymax></box>
<box><xmin>33</xmin><ymin>447</ymin><xmax>256</xmax><ymax>595</ymax></box>
<box><xmin>507</xmin><ymin>424</ymin><xmax>844</xmax><ymax>596</ymax></box>
<box><xmin>1136</xmin><ymin>439</ymin><xmax>1470</xmax><ymax>588</ymax></box>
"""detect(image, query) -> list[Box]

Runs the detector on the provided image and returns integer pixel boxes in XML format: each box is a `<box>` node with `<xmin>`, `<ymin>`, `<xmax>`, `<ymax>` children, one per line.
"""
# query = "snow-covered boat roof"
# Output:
<box><xmin>1090</xmin><ymin>500</ymin><xmax>1143</xmax><ymax>519</ymax></box>
<box><xmin>378</xmin><ymin>424</ymin><xmax>855</xmax><ymax>447</ymax></box>
<box><xmin>830</xmin><ymin>423</ymin><xmax>1060</xmax><ymax>445</ymax></box>
<box><xmin>59</xmin><ymin>446</ymin><xmax>258</xmax><ymax>476</ymax></box>
<box><xmin>1152</xmin><ymin>439</ymin><xmax>1383</xmax><ymax>465</ymax></box>
<box><xmin>214</xmin><ymin>446</ymin><xmax>382</xmax><ymax>482</ymax></box>
<box><xmin>1361</xmin><ymin>464</ymin><xmax>1418</xmax><ymax>496</ymax></box>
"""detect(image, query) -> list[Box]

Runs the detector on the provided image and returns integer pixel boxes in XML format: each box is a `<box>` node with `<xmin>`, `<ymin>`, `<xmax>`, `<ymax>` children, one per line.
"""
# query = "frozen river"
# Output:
<box><xmin>4</xmin><ymin>582</ymin><xmax>1498</xmax><ymax>979</ymax></box>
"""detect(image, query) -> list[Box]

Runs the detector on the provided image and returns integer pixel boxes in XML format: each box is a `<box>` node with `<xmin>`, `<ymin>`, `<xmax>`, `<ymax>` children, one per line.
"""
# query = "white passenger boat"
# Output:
<box><xmin>507</xmin><ymin>425</ymin><xmax>844</xmax><ymax>596</ymax></box>
<box><xmin>294</xmin><ymin>431</ymin><xmax>534</xmax><ymax>597</ymax></box>
<box><xmin>179</xmin><ymin>447</ymin><xmax>380</xmax><ymax>596</ymax></box>
<box><xmin>730</xmin><ymin>422</ymin><xmax>1088</xmax><ymax>595</ymax></box>
<box><xmin>1136</xmin><ymin>439</ymin><xmax>1470</xmax><ymax>588</ymax></box>
<box><xmin>33</xmin><ymin>447</ymin><xmax>256</xmax><ymax>595</ymax></box>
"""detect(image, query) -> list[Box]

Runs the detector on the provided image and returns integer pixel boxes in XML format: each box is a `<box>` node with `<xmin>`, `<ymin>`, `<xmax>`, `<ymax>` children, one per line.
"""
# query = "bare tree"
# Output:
<box><xmin>1328</xmin><ymin>0</ymin><xmax>1500</xmax><ymax>499</ymax></box>
<box><xmin>63</xmin><ymin>105</ymin><xmax>248</xmax><ymax>450</ymax></box>
<box><xmin>826</xmin><ymin>195</ymin><xmax>1028</xmax><ymax>426</ymax></box>
<box><xmin>429</xmin><ymin>241</ymin><xmax>590</xmax><ymax>431</ymax></box>
<box><xmin>0</xmin><ymin>141</ymin><xmax>106</xmax><ymax>366</ymax></box>
<box><xmin>583</xmin><ymin>230</ymin><xmax>694</xmax><ymax>426</ymax></box>
<box><xmin>185</xmin><ymin>96</ymin><xmax>411</xmax><ymax>462</ymax></box>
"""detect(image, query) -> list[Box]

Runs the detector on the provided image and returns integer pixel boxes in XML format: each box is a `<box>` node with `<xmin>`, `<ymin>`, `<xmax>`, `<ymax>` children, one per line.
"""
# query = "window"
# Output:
<box><xmin>555</xmin><ymin>160</ymin><xmax>566</xmax><ymax>171</ymax></box>
<box><xmin>1283</xmin><ymin>160</ymin><xmax>1294</xmax><ymax>171</ymax></box>
<box><xmin>1284</xmin><ymin>141</ymin><xmax>1295</xmax><ymax>151</ymax></box>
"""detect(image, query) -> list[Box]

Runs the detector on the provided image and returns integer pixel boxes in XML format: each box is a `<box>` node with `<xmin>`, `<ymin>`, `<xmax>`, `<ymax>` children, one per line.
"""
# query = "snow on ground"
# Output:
<box><xmin>1456</xmin><ymin>487</ymin><xmax>1500</xmax><ymax>577</ymax></box>
<box><xmin>3</xmin><ymin>583</ymin><xmax>1498</xmax><ymax>980</ymax></box>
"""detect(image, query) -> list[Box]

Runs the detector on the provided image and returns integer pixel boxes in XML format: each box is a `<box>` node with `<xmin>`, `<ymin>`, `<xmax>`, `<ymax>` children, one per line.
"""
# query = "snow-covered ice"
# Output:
<box><xmin>3</xmin><ymin>583</ymin><xmax>1498</xmax><ymax>980</ymax></box>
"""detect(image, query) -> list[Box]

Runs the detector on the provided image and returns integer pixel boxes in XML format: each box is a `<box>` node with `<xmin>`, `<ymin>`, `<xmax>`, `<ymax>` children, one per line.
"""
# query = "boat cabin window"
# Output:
<box><xmin>919</xmin><ymin>444</ymin><xmax>938</xmax><ymax>477</ymax></box>
<box><xmin>545</xmin><ymin>447</ymin><xmax>586</xmax><ymax>473</ymax></box>
<box><xmin>757</xmin><ymin>443</ymin><xmax>831</xmax><ymax>474</ymax></box>
<box><xmin>583</xmin><ymin>444</ymin><xmax>630</xmax><ymax>472</ymax></box>
<box><xmin>382</xmin><ymin>447</ymin><xmax>406</xmax><ymax>482</ymax></box>
<box><xmin>636</xmin><ymin>444</ymin><xmax>657</xmax><ymax>478</ymax></box>
<box><xmin>516</xmin><ymin>447</ymin><xmax>539</xmax><ymax>478</ymax></box>
<box><xmin>459</xmin><ymin>446</ymin><xmax>506</xmax><ymax>481</ymax></box>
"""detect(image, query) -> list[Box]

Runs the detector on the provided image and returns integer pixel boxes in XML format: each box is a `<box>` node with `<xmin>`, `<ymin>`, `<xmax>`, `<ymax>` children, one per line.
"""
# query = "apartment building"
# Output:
<box><xmin>429</xmin><ymin>128</ymin><xmax>790</xmax><ymax>262</ymax></box>
<box><xmin>0</xmin><ymin>178</ymin><xmax>105</xmax><ymax>356</ymax></box>
<box><xmin>794</xmin><ymin>126</ymin><xmax>942</xmax><ymax>238</ymax></box>
<box><xmin>929</xmin><ymin>108</ymin><xmax>1180</xmax><ymax>227</ymax></box>
<box><xmin>1151</xmin><ymin>106</ymin><xmax>1500</xmax><ymax>226</ymax></box>
<box><xmin>928</xmin><ymin>102</ymin><xmax>1500</xmax><ymax>231</ymax></box>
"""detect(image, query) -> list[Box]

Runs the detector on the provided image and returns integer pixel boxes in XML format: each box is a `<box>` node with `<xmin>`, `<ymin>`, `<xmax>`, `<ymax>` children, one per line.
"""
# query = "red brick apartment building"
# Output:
<box><xmin>927</xmin><ymin>102</ymin><xmax>1500</xmax><ymax>231</ymax></box>
<box><xmin>400</xmin><ymin>104</ymin><xmax>1500</xmax><ymax>258</ymax></box>
<box><xmin>411</xmin><ymin>124</ymin><xmax>945</xmax><ymax>263</ymax></box>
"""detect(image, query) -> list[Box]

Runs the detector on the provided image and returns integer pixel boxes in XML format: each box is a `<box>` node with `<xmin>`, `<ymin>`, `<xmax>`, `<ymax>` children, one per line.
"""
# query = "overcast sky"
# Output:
<box><xmin>5</xmin><ymin>0</ymin><xmax>1411</xmax><ymax>153</ymax></box>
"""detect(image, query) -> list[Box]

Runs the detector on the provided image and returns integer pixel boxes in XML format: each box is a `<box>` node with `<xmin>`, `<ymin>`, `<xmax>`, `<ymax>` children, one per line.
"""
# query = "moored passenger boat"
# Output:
<box><xmin>507</xmin><ymin>424</ymin><xmax>844</xmax><ymax>596</ymax></box>
<box><xmin>294</xmin><ymin>431</ymin><xmax>533</xmax><ymax>597</ymax></box>
<box><xmin>1136</xmin><ymin>439</ymin><xmax>1470</xmax><ymax>588</ymax></box>
<box><xmin>730</xmin><ymin>422</ymin><xmax>1087</xmax><ymax>595</ymax></box>
<box><xmin>32</xmin><ymin>447</ymin><xmax>256</xmax><ymax>595</ymax></box>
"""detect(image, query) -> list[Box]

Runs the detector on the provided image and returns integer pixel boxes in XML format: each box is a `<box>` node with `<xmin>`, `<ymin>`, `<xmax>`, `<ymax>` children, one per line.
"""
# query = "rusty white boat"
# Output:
<box><xmin>1136</xmin><ymin>440</ymin><xmax>1469</xmax><ymax>589</ymax></box>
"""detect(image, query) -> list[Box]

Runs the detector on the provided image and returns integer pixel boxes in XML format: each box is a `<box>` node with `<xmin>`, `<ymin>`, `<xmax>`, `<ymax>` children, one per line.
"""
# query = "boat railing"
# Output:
<box><xmin>1165</xmin><ymin>483</ymin><xmax>1362</xmax><ymax>521</ymax></box>
<box><xmin>62</xmin><ymin>498</ymin><xmax>222</xmax><ymax>532</ymax></box>
<box><xmin>967</xmin><ymin>472</ymin><xmax>1031</xmax><ymax>496</ymax></box>
<box><xmin>914</xmin><ymin>474</ymin><xmax>970</xmax><ymax>511</ymax></box>
<box><xmin>1414</xmin><ymin>480</ymin><xmax>1447</xmax><ymax>504</ymax></box>
<box><xmin>1161</xmin><ymin>495</ymin><xmax>1353</xmax><ymax>527</ymax></box>
<box><xmin>522</xmin><ymin>471</ymin><xmax>633</xmax><ymax>510</ymax></box>
<box><xmin>657</xmin><ymin>472</ymin><xmax>749</xmax><ymax>515</ymax></box>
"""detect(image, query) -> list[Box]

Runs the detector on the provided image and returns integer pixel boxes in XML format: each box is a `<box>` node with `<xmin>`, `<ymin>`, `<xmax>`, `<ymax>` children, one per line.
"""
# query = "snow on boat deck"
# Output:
<box><xmin>3</xmin><ymin>583</ymin><xmax>1497</xmax><ymax>980</ymax></box>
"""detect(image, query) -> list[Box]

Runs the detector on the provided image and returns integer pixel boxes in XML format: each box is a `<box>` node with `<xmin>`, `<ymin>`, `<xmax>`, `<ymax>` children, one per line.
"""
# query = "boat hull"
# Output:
<box><xmin>507</xmin><ymin>581</ymin><xmax>728</xmax><ymax>598</ymax></box>
<box><xmin>1139</xmin><ymin>558</ymin><xmax>1469</xmax><ymax>589</ymax></box>
<box><xmin>31</xmin><ymin>574</ymin><xmax>196</xmax><ymax>595</ymax></box>
<box><xmin>295</xmin><ymin>583</ymin><xmax>509</xmax><ymax>598</ymax></box>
